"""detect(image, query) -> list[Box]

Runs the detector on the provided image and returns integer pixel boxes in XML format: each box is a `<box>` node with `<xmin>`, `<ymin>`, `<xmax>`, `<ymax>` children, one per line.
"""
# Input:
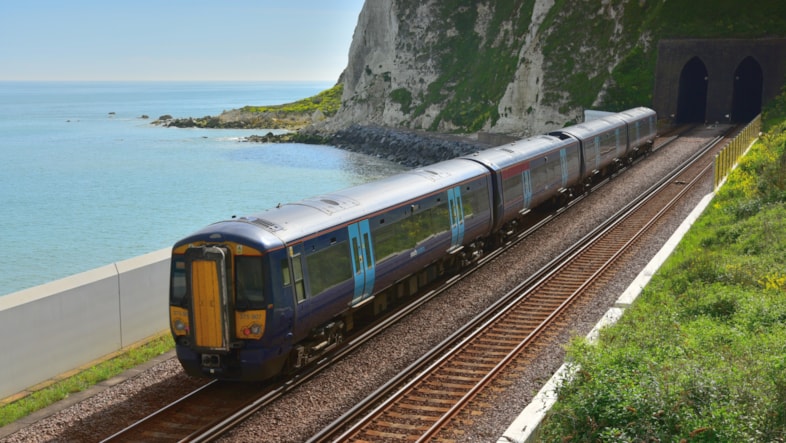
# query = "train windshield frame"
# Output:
<box><xmin>170</xmin><ymin>257</ymin><xmax>187</xmax><ymax>306</ymax></box>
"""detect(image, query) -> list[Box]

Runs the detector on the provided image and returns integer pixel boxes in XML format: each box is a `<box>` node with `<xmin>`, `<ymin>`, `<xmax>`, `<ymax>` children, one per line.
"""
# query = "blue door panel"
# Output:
<box><xmin>348</xmin><ymin>220</ymin><xmax>375</xmax><ymax>305</ymax></box>
<box><xmin>447</xmin><ymin>186</ymin><xmax>465</xmax><ymax>249</ymax></box>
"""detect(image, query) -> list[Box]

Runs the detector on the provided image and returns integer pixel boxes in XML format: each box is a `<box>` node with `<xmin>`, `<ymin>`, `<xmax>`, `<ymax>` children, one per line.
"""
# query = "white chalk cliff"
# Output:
<box><xmin>326</xmin><ymin>0</ymin><xmax>653</xmax><ymax>137</ymax></box>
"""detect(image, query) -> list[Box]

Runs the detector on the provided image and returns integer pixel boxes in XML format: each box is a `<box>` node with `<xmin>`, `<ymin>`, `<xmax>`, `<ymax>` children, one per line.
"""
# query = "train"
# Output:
<box><xmin>169</xmin><ymin>107</ymin><xmax>657</xmax><ymax>381</ymax></box>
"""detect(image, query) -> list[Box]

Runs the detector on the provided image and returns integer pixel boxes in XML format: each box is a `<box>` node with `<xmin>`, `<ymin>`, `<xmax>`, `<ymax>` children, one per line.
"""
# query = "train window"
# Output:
<box><xmin>292</xmin><ymin>254</ymin><xmax>306</xmax><ymax>303</ymax></box>
<box><xmin>503</xmin><ymin>174</ymin><xmax>523</xmax><ymax>206</ymax></box>
<box><xmin>462</xmin><ymin>179</ymin><xmax>489</xmax><ymax>218</ymax></box>
<box><xmin>306</xmin><ymin>240</ymin><xmax>352</xmax><ymax>296</ymax></box>
<box><xmin>170</xmin><ymin>257</ymin><xmax>187</xmax><ymax>305</ymax></box>
<box><xmin>235</xmin><ymin>256</ymin><xmax>266</xmax><ymax>310</ymax></box>
<box><xmin>531</xmin><ymin>159</ymin><xmax>550</xmax><ymax>191</ymax></box>
<box><xmin>373</xmin><ymin>217</ymin><xmax>405</xmax><ymax>262</ymax></box>
<box><xmin>363</xmin><ymin>233</ymin><xmax>373</xmax><ymax>269</ymax></box>
<box><xmin>281</xmin><ymin>258</ymin><xmax>291</xmax><ymax>286</ymax></box>
<box><xmin>371</xmin><ymin>193</ymin><xmax>455</xmax><ymax>264</ymax></box>
<box><xmin>352</xmin><ymin>237</ymin><xmax>362</xmax><ymax>272</ymax></box>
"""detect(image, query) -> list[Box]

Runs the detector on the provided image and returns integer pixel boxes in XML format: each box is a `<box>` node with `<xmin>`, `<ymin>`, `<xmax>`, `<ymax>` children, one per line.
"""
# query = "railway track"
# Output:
<box><xmin>96</xmin><ymin>126</ymin><xmax>722</xmax><ymax>442</ymax></box>
<box><xmin>100</xmin><ymin>381</ymin><xmax>270</xmax><ymax>442</ymax></box>
<box><xmin>308</xmin><ymin>127</ymin><xmax>733</xmax><ymax>442</ymax></box>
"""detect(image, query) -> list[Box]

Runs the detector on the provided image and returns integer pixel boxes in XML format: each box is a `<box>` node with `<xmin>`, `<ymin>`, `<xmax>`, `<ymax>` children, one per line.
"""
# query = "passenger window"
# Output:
<box><xmin>352</xmin><ymin>237</ymin><xmax>362</xmax><ymax>273</ymax></box>
<box><xmin>292</xmin><ymin>253</ymin><xmax>306</xmax><ymax>302</ymax></box>
<box><xmin>281</xmin><ymin>258</ymin><xmax>291</xmax><ymax>286</ymax></box>
<box><xmin>363</xmin><ymin>233</ymin><xmax>373</xmax><ymax>270</ymax></box>
<box><xmin>503</xmin><ymin>173</ymin><xmax>523</xmax><ymax>204</ymax></box>
<box><xmin>306</xmin><ymin>240</ymin><xmax>352</xmax><ymax>296</ymax></box>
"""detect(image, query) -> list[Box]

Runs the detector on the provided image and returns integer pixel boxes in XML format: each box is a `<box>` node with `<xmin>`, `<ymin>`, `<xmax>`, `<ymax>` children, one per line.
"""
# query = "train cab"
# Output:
<box><xmin>169</xmin><ymin>220</ymin><xmax>294</xmax><ymax>380</ymax></box>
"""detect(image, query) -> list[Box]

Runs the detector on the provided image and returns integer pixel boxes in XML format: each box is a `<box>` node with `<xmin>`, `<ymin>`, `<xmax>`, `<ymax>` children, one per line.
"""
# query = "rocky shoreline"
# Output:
<box><xmin>241</xmin><ymin>125</ymin><xmax>494</xmax><ymax>168</ymax></box>
<box><xmin>324</xmin><ymin>125</ymin><xmax>492</xmax><ymax>168</ymax></box>
<box><xmin>153</xmin><ymin>109</ymin><xmax>494</xmax><ymax>168</ymax></box>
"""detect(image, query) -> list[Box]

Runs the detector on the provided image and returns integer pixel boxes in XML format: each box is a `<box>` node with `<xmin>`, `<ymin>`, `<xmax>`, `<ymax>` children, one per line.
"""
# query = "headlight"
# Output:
<box><xmin>170</xmin><ymin>306</ymin><xmax>190</xmax><ymax>336</ymax></box>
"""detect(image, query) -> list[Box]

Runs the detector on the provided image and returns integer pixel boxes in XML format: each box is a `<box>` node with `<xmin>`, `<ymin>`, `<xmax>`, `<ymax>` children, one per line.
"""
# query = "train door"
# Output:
<box><xmin>348</xmin><ymin>220</ymin><xmax>375</xmax><ymax>305</ymax></box>
<box><xmin>288</xmin><ymin>244</ymin><xmax>314</xmax><ymax>335</ymax></box>
<box><xmin>185</xmin><ymin>246</ymin><xmax>230</xmax><ymax>352</ymax></box>
<box><xmin>592</xmin><ymin>136</ymin><xmax>601</xmax><ymax>170</ymax></box>
<box><xmin>559</xmin><ymin>149</ymin><xmax>569</xmax><ymax>187</ymax></box>
<box><xmin>448</xmin><ymin>186</ymin><xmax>465</xmax><ymax>248</ymax></box>
<box><xmin>615</xmin><ymin>128</ymin><xmax>623</xmax><ymax>157</ymax></box>
<box><xmin>522</xmin><ymin>169</ymin><xmax>533</xmax><ymax>210</ymax></box>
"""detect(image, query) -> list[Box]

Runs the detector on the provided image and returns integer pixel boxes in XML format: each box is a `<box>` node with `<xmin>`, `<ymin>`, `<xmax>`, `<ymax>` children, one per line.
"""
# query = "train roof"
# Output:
<box><xmin>552</xmin><ymin>115</ymin><xmax>627</xmax><ymax>141</ymax></box>
<box><xmin>225</xmin><ymin>158</ymin><xmax>491</xmax><ymax>245</ymax></box>
<box><xmin>461</xmin><ymin>134</ymin><xmax>577</xmax><ymax>171</ymax></box>
<box><xmin>615</xmin><ymin>106</ymin><xmax>656</xmax><ymax>123</ymax></box>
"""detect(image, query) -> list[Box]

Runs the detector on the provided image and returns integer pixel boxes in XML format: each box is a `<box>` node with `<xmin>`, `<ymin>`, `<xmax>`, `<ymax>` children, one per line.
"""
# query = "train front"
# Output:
<box><xmin>168</xmin><ymin>218</ymin><xmax>292</xmax><ymax>381</ymax></box>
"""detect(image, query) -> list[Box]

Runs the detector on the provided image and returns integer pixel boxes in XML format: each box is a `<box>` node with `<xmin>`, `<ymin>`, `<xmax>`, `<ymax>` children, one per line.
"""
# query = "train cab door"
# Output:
<box><xmin>185</xmin><ymin>246</ymin><xmax>231</xmax><ymax>352</ymax></box>
<box><xmin>287</xmin><ymin>244</ymin><xmax>314</xmax><ymax>335</ymax></box>
<box><xmin>522</xmin><ymin>169</ymin><xmax>533</xmax><ymax>210</ymax></box>
<box><xmin>348</xmin><ymin>220</ymin><xmax>375</xmax><ymax>306</ymax></box>
<box><xmin>448</xmin><ymin>186</ymin><xmax>465</xmax><ymax>249</ymax></box>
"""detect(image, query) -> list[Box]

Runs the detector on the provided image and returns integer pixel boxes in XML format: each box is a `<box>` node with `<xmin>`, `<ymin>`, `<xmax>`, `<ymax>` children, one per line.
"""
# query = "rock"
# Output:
<box><xmin>326</xmin><ymin>125</ymin><xmax>490</xmax><ymax>167</ymax></box>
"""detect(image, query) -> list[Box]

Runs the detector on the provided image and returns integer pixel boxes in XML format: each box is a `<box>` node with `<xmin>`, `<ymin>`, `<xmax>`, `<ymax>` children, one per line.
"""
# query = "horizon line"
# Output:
<box><xmin>0</xmin><ymin>79</ymin><xmax>340</xmax><ymax>83</ymax></box>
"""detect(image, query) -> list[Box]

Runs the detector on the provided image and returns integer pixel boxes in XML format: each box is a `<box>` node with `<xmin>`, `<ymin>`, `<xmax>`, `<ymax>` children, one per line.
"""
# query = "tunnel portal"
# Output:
<box><xmin>676</xmin><ymin>57</ymin><xmax>709</xmax><ymax>123</ymax></box>
<box><xmin>654</xmin><ymin>39</ymin><xmax>786</xmax><ymax>124</ymax></box>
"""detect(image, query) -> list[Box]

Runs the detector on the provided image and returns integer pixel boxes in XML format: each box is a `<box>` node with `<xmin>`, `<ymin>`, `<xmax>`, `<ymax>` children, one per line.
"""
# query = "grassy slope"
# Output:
<box><xmin>538</xmin><ymin>96</ymin><xmax>786</xmax><ymax>441</ymax></box>
<box><xmin>242</xmin><ymin>83</ymin><xmax>343</xmax><ymax>116</ymax></box>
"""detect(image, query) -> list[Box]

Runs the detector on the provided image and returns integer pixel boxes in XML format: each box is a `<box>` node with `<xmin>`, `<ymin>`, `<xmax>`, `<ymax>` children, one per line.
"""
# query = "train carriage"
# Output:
<box><xmin>170</xmin><ymin>158</ymin><xmax>493</xmax><ymax>379</ymax></box>
<box><xmin>617</xmin><ymin>106</ymin><xmax>658</xmax><ymax>157</ymax></box>
<box><xmin>550</xmin><ymin>116</ymin><xmax>628</xmax><ymax>183</ymax></box>
<box><xmin>463</xmin><ymin>134</ymin><xmax>582</xmax><ymax>235</ymax></box>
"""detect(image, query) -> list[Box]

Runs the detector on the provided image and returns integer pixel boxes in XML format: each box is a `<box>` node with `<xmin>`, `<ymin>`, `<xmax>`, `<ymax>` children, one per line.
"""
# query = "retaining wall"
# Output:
<box><xmin>0</xmin><ymin>248</ymin><xmax>171</xmax><ymax>400</ymax></box>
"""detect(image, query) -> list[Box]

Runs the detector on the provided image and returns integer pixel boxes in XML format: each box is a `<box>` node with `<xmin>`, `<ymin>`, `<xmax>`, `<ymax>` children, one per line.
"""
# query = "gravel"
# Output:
<box><xmin>0</xmin><ymin>125</ymin><xmax>727</xmax><ymax>443</ymax></box>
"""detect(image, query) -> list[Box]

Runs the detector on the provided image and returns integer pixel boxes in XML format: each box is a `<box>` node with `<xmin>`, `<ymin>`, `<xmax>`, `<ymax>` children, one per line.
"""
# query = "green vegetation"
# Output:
<box><xmin>394</xmin><ymin>0</ymin><xmax>536</xmax><ymax>132</ymax></box>
<box><xmin>243</xmin><ymin>83</ymin><xmax>343</xmax><ymax>116</ymax></box>
<box><xmin>395</xmin><ymin>0</ymin><xmax>786</xmax><ymax>132</ymax></box>
<box><xmin>540</xmin><ymin>0</ymin><xmax>786</xmax><ymax>113</ymax></box>
<box><xmin>0</xmin><ymin>335</ymin><xmax>174</xmax><ymax>427</ymax></box>
<box><xmin>390</xmin><ymin>87</ymin><xmax>413</xmax><ymax>114</ymax></box>
<box><xmin>537</xmin><ymin>94</ymin><xmax>786</xmax><ymax>441</ymax></box>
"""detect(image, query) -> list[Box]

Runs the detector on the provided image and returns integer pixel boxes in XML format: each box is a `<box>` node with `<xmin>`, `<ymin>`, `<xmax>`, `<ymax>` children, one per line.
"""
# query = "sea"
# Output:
<box><xmin>0</xmin><ymin>81</ymin><xmax>406</xmax><ymax>296</ymax></box>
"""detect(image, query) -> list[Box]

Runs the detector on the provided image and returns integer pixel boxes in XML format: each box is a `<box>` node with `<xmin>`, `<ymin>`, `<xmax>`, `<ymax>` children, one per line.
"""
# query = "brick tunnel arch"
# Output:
<box><xmin>731</xmin><ymin>56</ymin><xmax>763</xmax><ymax>123</ymax></box>
<box><xmin>676</xmin><ymin>57</ymin><xmax>709</xmax><ymax>123</ymax></box>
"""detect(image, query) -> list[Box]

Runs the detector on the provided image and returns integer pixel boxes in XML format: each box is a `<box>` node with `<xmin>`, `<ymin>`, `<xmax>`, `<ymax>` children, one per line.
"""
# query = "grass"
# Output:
<box><xmin>537</xmin><ymin>97</ymin><xmax>786</xmax><ymax>440</ymax></box>
<box><xmin>0</xmin><ymin>334</ymin><xmax>174</xmax><ymax>427</ymax></box>
<box><xmin>242</xmin><ymin>83</ymin><xmax>343</xmax><ymax>116</ymax></box>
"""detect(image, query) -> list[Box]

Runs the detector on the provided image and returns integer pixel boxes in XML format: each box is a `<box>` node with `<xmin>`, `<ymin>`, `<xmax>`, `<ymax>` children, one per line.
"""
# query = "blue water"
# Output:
<box><xmin>0</xmin><ymin>82</ymin><xmax>405</xmax><ymax>296</ymax></box>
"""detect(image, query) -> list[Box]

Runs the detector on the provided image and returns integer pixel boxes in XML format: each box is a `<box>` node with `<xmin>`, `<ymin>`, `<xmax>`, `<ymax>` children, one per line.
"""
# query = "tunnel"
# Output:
<box><xmin>654</xmin><ymin>39</ymin><xmax>786</xmax><ymax>125</ymax></box>
<box><xmin>676</xmin><ymin>57</ymin><xmax>709</xmax><ymax>123</ymax></box>
<box><xmin>731</xmin><ymin>56</ymin><xmax>764</xmax><ymax>123</ymax></box>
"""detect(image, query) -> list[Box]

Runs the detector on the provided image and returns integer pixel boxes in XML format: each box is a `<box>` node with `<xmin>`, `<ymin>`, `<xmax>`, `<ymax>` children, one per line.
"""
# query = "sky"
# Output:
<box><xmin>0</xmin><ymin>0</ymin><xmax>366</xmax><ymax>81</ymax></box>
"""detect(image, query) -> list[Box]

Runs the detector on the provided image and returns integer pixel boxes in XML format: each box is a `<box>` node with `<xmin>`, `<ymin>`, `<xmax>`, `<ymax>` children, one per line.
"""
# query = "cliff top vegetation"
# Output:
<box><xmin>242</xmin><ymin>83</ymin><xmax>343</xmax><ymax>117</ymax></box>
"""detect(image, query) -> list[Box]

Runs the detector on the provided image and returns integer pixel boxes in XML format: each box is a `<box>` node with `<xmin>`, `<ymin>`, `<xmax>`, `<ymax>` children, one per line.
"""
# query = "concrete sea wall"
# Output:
<box><xmin>0</xmin><ymin>249</ymin><xmax>171</xmax><ymax>400</ymax></box>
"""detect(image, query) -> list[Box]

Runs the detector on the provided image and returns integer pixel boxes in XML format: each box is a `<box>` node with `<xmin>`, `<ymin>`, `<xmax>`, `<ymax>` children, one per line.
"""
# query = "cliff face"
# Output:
<box><xmin>327</xmin><ymin>0</ymin><xmax>786</xmax><ymax>137</ymax></box>
<box><xmin>327</xmin><ymin>0</ymin><xmax>651</xmax><ymax>136</ymax></box>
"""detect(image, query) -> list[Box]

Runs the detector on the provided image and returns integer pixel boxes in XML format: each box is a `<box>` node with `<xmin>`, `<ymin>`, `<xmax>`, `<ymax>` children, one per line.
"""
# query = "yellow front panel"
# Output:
<box><xmin>191</xmin><ymin>260</ymin><xmax>224</xmax><ymax>349</ymax></box>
